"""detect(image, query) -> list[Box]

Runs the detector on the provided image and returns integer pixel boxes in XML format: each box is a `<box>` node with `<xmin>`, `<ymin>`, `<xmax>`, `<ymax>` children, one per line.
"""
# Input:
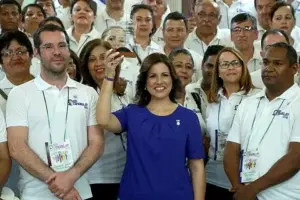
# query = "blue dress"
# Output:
<box><xmin>113</xmin><ymin>104</ymin><xmax>205</xmax><ymax>200</ymax></box>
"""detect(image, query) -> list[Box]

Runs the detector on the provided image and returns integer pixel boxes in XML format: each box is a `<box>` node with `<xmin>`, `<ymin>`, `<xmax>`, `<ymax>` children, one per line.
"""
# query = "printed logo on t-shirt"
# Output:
<box><xmin>68</xmin><ymin>98</ymin><xmax>88</xmax><ymax>109</ymax></box>
<box><xmin>272</xmin><ymin>109</ymin><xmax>289</xmax><ymax>119</ymax></box>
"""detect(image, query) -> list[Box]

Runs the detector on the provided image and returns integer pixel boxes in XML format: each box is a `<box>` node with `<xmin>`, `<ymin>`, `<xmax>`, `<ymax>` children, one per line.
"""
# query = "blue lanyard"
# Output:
<box><xmin>42</xmin><ymin>88</ymin><xmax>70</xmax><ymax>144</ymax></box>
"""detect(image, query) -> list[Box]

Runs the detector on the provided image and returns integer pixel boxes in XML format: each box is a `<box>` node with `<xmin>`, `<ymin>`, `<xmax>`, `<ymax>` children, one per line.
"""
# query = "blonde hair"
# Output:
<box><xmin>208</xmin><ymin>47</ymin><xmax>254</xmax><ymax>103</ymax></box>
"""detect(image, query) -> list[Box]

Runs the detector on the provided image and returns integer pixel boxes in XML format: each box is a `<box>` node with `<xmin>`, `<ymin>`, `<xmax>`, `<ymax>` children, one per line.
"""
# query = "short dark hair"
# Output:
<box><xmin>130</xmin><ymin>4</ymin><xmax>156</xmax><ymax>36</ymax></box>
<box><xmin>0</xmin><ymin>0</ymin><xmax>21</xmax><ymax>14</ymax></box>
<box><xmin>135</xmin><ymin>53</ymin><xmax>181</xmax><ymax>106</ymax></box>
<box><xmin>70</xmin><ymin>0</ymin><xmax>97</xmax><ymax>16</ymax></box>
<box><xmin>21</xmin><ymin>4</ymin><xmax>46</xmax><ymax>22</ymax></box>
<box><xmin>202</xmin><ymin>45</ymin><xmax>225</xmax><ymax>66</ymax></box>
<box><xmin>231</xmin><ymin>13</ymin><xmax>257</xmax><ymax>30</ymax></box>
<box><xmin>33</xmin><ymin>24</ymin><xmax>70</xmax><ymax>50</ymax></box>
<box><xmin>168</xmin><ymin>48</ymin><xmax>194</xmax><ymax>66</ymax></box>
<box><xmin>266</xmin><ymin>42</ymin><xmax>298</xmax><ymax>66</ymax></box>
<box><xmin>261</xmin><ymin>29</ymin><xmax>290</xmax><ymax>49</ymax></box>
<box><xmin>79</xmin><ymin>39</ymin><xmax>121</xmax><ymax>91</ymax></box>
<box><xmin>270</xmin><ymin>1</ymin><xmax>295</xmax><ymax>21</ymax></box>
<box><xmin>39</xmin><ymin>16</ymin><xmax>65</xmax><ymax>29</ymax></box>
<box><xmin>0</xmin><ymin>30</ymin><xmax>33</xmax><ymax>64</ymax></box>
<box><xmin>163</xmin><ymin>11</ymin><xmax>188</xmax><ymax>31</ymax></box>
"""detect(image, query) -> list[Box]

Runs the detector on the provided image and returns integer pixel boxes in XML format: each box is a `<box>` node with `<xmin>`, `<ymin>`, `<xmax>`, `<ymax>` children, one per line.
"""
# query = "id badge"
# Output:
<box><xmin>45</xmin><ymin>139</ymin><xmax>74</xmax><ymax>172</ymax></box>
<box><xmin>214</xmin><ymin>130</ymin><xmax>228</xmax><ymax>161</ymax></box>
<box><xmin>240</xmin><ymin>149</ymin><xmax>260</xmax><ymax>183</ymax></box>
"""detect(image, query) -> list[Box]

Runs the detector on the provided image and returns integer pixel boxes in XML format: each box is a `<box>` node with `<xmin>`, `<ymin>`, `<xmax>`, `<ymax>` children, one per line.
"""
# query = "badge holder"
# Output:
<box><xmin>240</xmin><ymin>149</ymin><xmax>260</xmax><ymax>183</ymax></box>
<box><xmin>214</xmin><ymin>130</ymin><xmax>228</xmax><ymax>161</ymax></box>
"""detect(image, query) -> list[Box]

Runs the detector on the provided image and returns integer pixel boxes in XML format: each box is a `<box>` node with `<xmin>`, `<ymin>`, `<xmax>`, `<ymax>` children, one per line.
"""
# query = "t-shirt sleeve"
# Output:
<box><xmin>88</xmin><ymin>87</ymin><xmax>99</xmax><ymax>126</ymax></box>
<box><xmin>6</xmin><ymin>87</ymin><xmax>28</xmax><ymax>128</ymax></box>
<box><xmin>0</xmin><ymin>109</ymin><xmax>7</xmax><ymax>143</ymax></box>
<box><xmin>112</xmin><ymin>104</ymin><xmax>130</xmax><ymax>133</ymax></box>
<box><xmin>186</xmin><ymin>111</ymin><xmax>205</xmax><ymax>159</ymax></box>
<box><xmin>289</xmin><ymin>105</ymin><xmax>300</xmax><ymax>143</ymax></box>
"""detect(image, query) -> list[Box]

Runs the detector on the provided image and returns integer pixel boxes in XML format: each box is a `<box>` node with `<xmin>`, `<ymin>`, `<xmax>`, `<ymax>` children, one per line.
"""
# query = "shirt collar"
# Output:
<box><xmin>66</xmin><ymin>26</ymin><xmax>98</xmax><ymax>41</ymax></box>
<box><xmin>0</xmin><ymin>76</ymin><xmax>16</xmax><ymax>89</ymax></box>
<box><xmin>102</xmin><ymin>8</ymin><xmax>127</xmax><ymax>22</ymax></box>
<box><xmin>192</xmin><ymin>27</ymin><xmax>223</xmax><ymax>42</ymax></box>
<box><xmin>255</xmin><ymin>83</ymin><xmax>300</xmax><ymax>100</ymax></box>
<box><xmin>217</xmin><ymin>87</ymin><xmax>245</xmax><ymax>99</ymax></box>
<box><xmin>34</xmin><ymin>74</ymin><xmax>77</xmax><ymax>91</ymax></box>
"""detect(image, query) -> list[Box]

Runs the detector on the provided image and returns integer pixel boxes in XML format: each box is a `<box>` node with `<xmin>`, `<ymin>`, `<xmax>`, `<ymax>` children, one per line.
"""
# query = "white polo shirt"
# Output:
<box><xmin>0</xmin><ymin>108</ymin><xmax>7</xmax><ymax>143</ymax></box>
<box><xmin>67</xmin><ymin>26</ymin><xmax>101</xmax><ymax>56</ymax></box>
<box><xmin>6</xmin><ymin>75</ymin><xmax>98</xmax><ymax>200</ymax></box>
<box><xmin>247</xmin><ymin>46</ymin><xmax>263</xmax><ymax>72</ymax></box>
<box><xmin>94</xmin><ymin>9</ymin><xmax>130</xmax><ymax>36</ymax></box>
<box><xmin>119</xmin><ymin>57</ymin><xmax>140</xmax><ymax>87</ymax></box>
<box><xmin>126</xmin><ymin>37</ymin><xmax>163</xmax><ymax>62</ymax></box>
<box><xmin>205</xmin><ymin>88</ymin><xmax>260</xmax><ymax>189</ymax></box>
<box><xmin>227</xmin><ymin>84</ymin><xmax>300</xmax><ymax>200</ymax></box>
<box><xmin>216</xmin><ymin>0</ymin><xmax>255</xmax><ymax>29</ymax></box>
<box><xmin>184</xmin><ymin>27</ymin><xmax>232</xmax><ymax>56</ymax></box>
<box><xmin>88</xmin><ymin>88</ymin><xmax>133</xmax><ymax>184</ymax></box>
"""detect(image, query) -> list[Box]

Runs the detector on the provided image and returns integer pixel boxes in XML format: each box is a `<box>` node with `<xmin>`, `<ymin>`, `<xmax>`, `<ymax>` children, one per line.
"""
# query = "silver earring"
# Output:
<box><xmin>144</xmin><ymin>87</ymin><xmax>147</xmax><ymax>90</ymax></box>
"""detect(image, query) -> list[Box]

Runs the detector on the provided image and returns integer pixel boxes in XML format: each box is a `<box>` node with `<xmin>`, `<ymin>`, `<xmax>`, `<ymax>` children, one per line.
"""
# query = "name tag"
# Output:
<box><xmin>240</xmin><ymin>149</ymin><xmax>260</xmax><ymax>183</ymax></box>
<box><xmin>215</xmin><ymin>130</ymin><xmax>228</xmax><ymax>161</ymax></box>
<box><xmin>46</xmin><ymin>139</ymin><xmax>74</xmax><ymax>172</ymax></box>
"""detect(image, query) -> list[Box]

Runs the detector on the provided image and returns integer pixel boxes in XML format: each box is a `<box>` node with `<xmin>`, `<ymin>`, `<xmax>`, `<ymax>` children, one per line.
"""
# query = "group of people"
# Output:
<box><xmin>0</xmin><ymin>0</ymin><xmax>300</xmax><ymax>200</ymax></box>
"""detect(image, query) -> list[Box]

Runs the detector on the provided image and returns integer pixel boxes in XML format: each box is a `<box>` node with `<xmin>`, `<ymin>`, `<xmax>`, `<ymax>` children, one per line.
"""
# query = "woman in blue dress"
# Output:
<box><xmin>96</xmin><ymin>52</ymin><xmax>206</xmax><ymax>200</ymax></box>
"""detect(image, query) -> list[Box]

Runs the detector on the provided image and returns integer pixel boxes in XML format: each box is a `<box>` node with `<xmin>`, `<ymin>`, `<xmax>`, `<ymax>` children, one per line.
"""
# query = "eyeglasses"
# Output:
<box><xmin>219</xmin><ymin>60</ymin><xmax>241</xmax><ymax>69</ymax></box>
<box><xmin>1</xmin><ymin>49</ymin><xmax>28</xmax><ymax>58</ymax></box>
<box><xmin>231</xmin><ymin>26</ymin><xmax>256</xmax><ymax>33</ymax></box>
<box><xmin>40</xmin><ymin>43</ymin><xmax>68</xmax><ymax>53</ymax></box>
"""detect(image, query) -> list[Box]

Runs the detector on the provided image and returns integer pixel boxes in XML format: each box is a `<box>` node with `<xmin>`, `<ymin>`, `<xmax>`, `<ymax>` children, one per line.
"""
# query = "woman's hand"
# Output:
<box><xmin>104</xmin><ymin>49</ymin><xmax>124</xmax><ymax>78</ymax></box>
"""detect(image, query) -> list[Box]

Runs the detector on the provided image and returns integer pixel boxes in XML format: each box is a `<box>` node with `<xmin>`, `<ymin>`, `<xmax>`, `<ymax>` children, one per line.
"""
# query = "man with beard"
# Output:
<box><xmin>224</xmin><ymin>42</ymin><xmax>300</xmax><ymax>200</ymax></box>
<box><xmin>230</xmin><ymin>13</ymin><xmax>262</xmax><ymax>73</ymax></box>
<box><xmin>185</xmin><ymin>1</ymin><xmax>231</xmax><ymax>57</ymax></box>
<box><xmin>6</xmin><ymin>24</ymin><xmax>104</xmax><ymax>200</ymax></box>
<box><xmin>94</xmin><ymin>0</ymin><xmax>130</xmax><ymax>36</ymax></box>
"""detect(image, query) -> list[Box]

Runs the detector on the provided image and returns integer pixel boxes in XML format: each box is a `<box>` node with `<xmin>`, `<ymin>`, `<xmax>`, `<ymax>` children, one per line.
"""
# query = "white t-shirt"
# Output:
<box><xmin>0</xmin><ymin>108</ymin><xmax>7</xmax><ymax>143</ymax></box>
<box><xmin>185</xmin><ymin>28</ymin><xmax>232</xmax><ymax>56</ymax></box>
<box><xmin>205</xmin><ymin>88</ymin><xmax>260</xmax><ymax>189</ymax></box>
<box><xmin>6</xmin><ymin>75</ymin><xmax>98</xmax><ymax>200</ymax></box>
<box><xmin>227</xmin><ymin>84</ymin><xmax>300</xmax><ymax>200</ymax></box>
<box><xmin>67</xmin><ymin>26</ymin><xmax>101</xmax><ymax>56</ymax></box>
<box><xmin>88</xmin><ymin>88</ymin><xmax>133</xmax><ymax>184</ymax></box>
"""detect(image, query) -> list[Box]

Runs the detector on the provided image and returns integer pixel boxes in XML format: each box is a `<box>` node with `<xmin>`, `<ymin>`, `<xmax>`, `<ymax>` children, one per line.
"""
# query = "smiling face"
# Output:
<box><xmin>38</xmin><ymin>31</ymin><xmax>70</xmax><ymax>75</ymax></box>
<box><xmin>71</xmin><ymin>0</ymin><xmax>95</xmax><ymax>27</ymax></box>
<box><xmin>172</xmin><ymin>53</ymin><xmax>194</xmax><ymax>87</ymax></box>
<box><xmin>218</xmin><ymin>51</ymin><xmax>242</xmax><ymax>85</ymax></box>
<box><xmin>1</xmin><ymin>40</ymin><xmax>32</xmax><ymax>77</ymax></box>
<box><xmin>146</xmin><ymin>62</ymin><xmax>173</xmax><ymax>101</ymax></box>
<box><xmin>87</xmin><ymin>45</ymin><xmax>107</xmax><ymax>83</ymax></box>
<box><xmin>271</xmin><ymin>6</ymin><xmax>295</xmax><ymax>36</ymax></box>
